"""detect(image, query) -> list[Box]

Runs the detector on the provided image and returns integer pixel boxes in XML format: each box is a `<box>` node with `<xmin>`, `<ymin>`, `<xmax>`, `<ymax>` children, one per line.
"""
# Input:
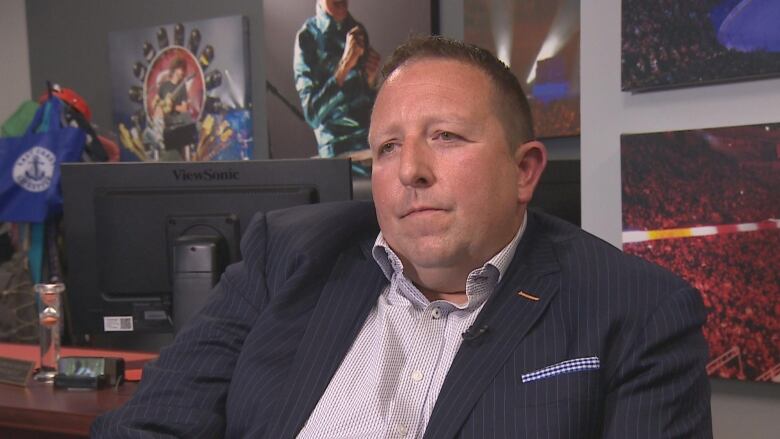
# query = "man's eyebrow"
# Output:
<box><xmin>369</xmin><ymin>113</ymin><xmax>482</xmax><ymax>139</ymax></box>
<box><xmin>368</xmin><ymin>125</ymin><xmax>399</xmax><ymax>144</ymax></box>
<box><xmin>424</xmin><ymin>114</ymin><xmax>483</xmax><ymax>129</ymax></box>
<box><xmin>425</xmin><ymin>115</ymin><xmax>483</xmax><ymax>134</ymax></box>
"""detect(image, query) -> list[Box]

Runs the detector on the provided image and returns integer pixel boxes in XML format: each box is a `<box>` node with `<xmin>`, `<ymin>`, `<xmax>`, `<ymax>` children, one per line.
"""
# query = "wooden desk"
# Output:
<box><xmin>0</xmin><ymin>343</ymin><xmax>156</xmax><ymax>438</ymax></box>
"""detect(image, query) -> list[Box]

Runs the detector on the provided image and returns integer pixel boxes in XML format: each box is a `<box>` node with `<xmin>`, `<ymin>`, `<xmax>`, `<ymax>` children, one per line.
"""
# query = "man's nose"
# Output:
<box><xmin>398</xmin><ymin>136</ymin><xmax>435</xmax><ymax>188</ymax></box>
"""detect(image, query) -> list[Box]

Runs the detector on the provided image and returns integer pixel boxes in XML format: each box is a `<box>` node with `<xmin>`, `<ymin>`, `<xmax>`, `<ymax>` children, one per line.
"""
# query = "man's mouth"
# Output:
<box><xmin>400</xmin><ymin>206</ymin><xmax>444</xmax><ymax>219</ymax></box>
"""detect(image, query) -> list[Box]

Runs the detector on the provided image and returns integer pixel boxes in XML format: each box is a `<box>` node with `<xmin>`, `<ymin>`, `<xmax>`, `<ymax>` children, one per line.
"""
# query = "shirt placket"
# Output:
<box><xmin>385</xmin><ymin>301</ymin><xmax>448</xmax><ymax>438</ymax></box>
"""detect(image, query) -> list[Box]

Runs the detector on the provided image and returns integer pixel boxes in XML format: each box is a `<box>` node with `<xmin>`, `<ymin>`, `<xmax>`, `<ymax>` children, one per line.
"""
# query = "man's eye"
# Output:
<box><xmin>436</xmin><ymin>131</ymin><xmax>459</xmax><ymax>141</ymax></box>
<box><xmin>379</xmin><ymin>142</ymin><xmax>397</xmax><ymax>155</ymax></box>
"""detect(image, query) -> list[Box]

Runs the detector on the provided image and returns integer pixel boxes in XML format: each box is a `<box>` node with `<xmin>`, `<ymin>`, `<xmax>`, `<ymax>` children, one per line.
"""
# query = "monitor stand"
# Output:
<box><xmin>172</xmin><ymin>235</ymin><xmax>225</xmax><ymax>334</ymax></box>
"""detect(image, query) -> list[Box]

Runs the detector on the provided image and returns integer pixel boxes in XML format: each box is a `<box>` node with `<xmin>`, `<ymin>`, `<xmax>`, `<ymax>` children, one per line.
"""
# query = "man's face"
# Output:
<box><xmin>170</xmin><ymin>67</ymin><xmax>184</xmax><ymax>84</ymax></box>
<box><xmin>370</xmin><ymin>58</ymin><xmax>531</xmax><ymax>278</ymax></box>
<box><xmin>322</xmin><ymin>0</ymin><xmax>349</xmax><ymax>22</ymax></box>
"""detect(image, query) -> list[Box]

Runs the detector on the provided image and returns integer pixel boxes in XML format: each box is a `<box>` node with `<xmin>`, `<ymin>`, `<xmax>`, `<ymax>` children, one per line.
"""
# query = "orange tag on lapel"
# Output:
<box><xmin>517</xmin><ymin>291</ymin><xmax>540</xmax><ymax>301</ymax></box>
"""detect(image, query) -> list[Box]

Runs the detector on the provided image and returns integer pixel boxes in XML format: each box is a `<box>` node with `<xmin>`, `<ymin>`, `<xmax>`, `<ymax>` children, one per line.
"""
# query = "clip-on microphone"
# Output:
<box><xmin>462</xmin><ymin>324</ymin><xmax>489</xmax><ymax>341</ymax></box>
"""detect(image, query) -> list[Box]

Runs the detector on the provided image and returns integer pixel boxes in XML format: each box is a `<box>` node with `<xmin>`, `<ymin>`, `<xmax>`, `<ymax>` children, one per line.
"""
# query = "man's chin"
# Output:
<box><xmin>398</xmin><ymin>244</ymin><xmax>464</xmax><ymax>271</ymax></box>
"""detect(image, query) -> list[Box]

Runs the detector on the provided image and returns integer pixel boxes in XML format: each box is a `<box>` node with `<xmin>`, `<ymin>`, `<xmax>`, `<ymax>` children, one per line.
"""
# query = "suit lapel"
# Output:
<box><xmin>268</xmin><ymin>239</ymin><xmax>386</xmax><ymax>438</ymax></box>
<box><xmin>424</xmin><ymin>213</ymin><xmax>562</xmax><ymax>438</ymax></box>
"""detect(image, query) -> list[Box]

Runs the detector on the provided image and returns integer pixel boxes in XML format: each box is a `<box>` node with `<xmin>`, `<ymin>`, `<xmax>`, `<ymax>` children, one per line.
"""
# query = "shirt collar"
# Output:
<box><xmin>372</xmin><ymin>210</ymin><xmax>528</xmax><ymax>286</ymax></box>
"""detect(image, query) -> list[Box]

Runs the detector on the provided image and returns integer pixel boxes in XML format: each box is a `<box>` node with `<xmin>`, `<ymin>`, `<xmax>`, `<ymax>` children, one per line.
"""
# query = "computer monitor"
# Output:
<box><xmin>61</xmin><ymin>159</ymin><xmax>352</xmax><ymax>350</ymax></box>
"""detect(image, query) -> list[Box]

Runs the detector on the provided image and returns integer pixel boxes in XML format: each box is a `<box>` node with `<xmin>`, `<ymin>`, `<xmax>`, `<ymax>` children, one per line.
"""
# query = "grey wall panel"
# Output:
<box><xmin>1</xmin><ymin>0</ymin><xmax>32</xmax><ymax>123</ymax></box>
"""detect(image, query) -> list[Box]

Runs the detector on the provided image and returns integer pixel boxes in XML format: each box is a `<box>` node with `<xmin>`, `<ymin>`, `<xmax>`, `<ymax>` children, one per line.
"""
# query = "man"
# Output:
<box><xmin>155</xmin><ymin>57</ymin><xmax>192</xmax><ymax>128</ymax></box>
<box><xmin>294</xmin><ymin>0</ymin><xmax>381</xmax><ymax>175</ymax></box>
<box><xmin>93</xmin><ymin>36</ymin><xmax>711</xmax><ymax>438</ymax></box>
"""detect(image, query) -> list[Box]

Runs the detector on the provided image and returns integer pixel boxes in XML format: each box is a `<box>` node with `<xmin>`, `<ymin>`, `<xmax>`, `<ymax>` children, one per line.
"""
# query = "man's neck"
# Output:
<box><xmin>403</xmin><ymin>263</ymin><xmax>476</xmax><ymax>305</ymax></box>
<box><xmin>417</xmin><ymin>285</ymin><xmax>467</xmax><ymax>305</ymax></box>
<box><xmin>396</xmin><ymin>211</ymin><xmax>528</xmax><ymax>306</ymax></box>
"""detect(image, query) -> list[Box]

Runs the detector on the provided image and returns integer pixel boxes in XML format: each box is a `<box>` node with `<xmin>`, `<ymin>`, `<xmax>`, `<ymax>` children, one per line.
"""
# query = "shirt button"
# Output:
<box><xmin>411</xmin><ymin>370</ymin><xmax>423</xmax><ymax>382</ymax></box>
<box><xmin>396</xmin><ymin>424</ymin><xmax>408</xmax><ymax>437</ymax></box>
<box><xmin>431</xmin><ymin>307</ymin><xmax>442</xmax><ymax>319</ymax></box>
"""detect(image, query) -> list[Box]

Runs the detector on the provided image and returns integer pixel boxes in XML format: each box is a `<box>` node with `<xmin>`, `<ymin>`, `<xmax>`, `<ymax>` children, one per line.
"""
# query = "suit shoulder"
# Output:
<box><xmin>267</xmin><ymin>200</ymin><xmax>376</xmax><ymax>233</ymax></box>
<box><xmin>249</xmin><ymin>201</ymin><xmax>377</xmax><ymax>258</ymax></box>
<box><xmin>531</xmin><ymin>210</ymin><xmax>691</xmax><ymax>293</ymax></box>
<box><xmin>236</xmin><ymin>201</ymin><xmax>377</xmax><ymax>292</ymax></box>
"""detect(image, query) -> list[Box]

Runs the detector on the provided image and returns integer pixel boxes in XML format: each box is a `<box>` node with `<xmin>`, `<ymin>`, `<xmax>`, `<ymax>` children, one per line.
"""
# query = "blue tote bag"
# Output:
<box><xmin>0</xmin><ymin>97</ymin><xmax>85</xmax><ymax>222</ymax></box>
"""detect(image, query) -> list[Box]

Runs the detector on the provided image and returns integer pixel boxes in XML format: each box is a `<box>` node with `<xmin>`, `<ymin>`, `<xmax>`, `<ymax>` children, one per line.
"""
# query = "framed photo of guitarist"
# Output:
<box><xmin>108</xmin><ymin>16</ymin><xmax>254</xmax><ymax>162</ymax></box>
<box><xmin>151</xmin><ymin>55</ymin><xmax>199</xmax><ymax>129</ymax></box>
<box><xmin>144</xmin><ymin>49</ymin><xmax>203</xmax><ymax>159</ymax></box>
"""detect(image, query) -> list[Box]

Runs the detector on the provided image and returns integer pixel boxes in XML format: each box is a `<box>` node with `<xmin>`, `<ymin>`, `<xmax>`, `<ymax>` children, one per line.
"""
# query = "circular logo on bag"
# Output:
<box><xmin>13</xmin><ymin>146</ymin><xmax>56</xmax><ymax>193</ymax></box>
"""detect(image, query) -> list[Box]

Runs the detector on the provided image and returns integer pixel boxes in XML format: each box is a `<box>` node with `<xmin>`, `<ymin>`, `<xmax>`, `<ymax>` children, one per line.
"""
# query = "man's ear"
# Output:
<box><xmin>514</xmin><ymin>140</ymin><xmax>547</xmax><ymax>204</ymax></box>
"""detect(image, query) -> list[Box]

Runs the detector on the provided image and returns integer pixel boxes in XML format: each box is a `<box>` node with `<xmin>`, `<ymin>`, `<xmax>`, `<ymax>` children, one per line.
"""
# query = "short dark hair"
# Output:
<box><xmin>380</xmin><ymin>35</ymin><xmax>535</xmax><ymax>143</ymax></box>
<box><xmin>169</xmin><ymin>57</ymin><xmax>187</xmax><ymax>73</ymax></box>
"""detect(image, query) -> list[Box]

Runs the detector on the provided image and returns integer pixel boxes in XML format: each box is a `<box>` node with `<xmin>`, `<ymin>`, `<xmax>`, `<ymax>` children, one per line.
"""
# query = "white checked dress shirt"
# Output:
<box><xmin>298</xmin><ymin>213</ymin><xmax>526</xmax><ymax>438</ymax></box>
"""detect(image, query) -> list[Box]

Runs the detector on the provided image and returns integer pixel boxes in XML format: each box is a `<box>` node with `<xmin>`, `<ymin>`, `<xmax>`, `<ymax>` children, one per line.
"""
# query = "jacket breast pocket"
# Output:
<box><xmin>517</xmin><ymin>367</ymin><xmax>602</xmax><ymax>407</ymax></box>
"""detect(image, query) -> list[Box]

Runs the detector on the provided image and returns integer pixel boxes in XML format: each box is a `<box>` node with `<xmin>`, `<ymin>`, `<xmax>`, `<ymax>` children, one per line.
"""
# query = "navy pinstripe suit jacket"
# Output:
<box><xmin>92</xmin><ymin>201</ymin><xmax>712</xmax><ymax>438</ymax></box>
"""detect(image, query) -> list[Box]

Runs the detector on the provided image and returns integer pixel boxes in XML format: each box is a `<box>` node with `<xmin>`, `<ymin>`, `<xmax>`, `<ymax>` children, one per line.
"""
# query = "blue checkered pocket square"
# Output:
<box><xmin>521</xmin><ymin>356</ymin><xmax>600</xmax><ymax>383</ymax></box>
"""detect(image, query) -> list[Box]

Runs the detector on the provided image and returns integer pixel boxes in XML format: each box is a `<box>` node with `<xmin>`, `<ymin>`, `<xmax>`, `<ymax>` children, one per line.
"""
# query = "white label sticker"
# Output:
<box><xmin>104</xmin><ymin>316</ymin><xmax>134</xmax><ymax>332</ymax></box>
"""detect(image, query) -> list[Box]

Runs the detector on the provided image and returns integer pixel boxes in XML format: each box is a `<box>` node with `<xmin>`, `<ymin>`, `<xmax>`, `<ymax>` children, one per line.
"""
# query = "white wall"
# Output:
<box><xmin>0</xmin><ymin>0</ymin><xmax>32</xmax><ymax>124</ymax></box>
<box><xmin>581</xmin><ymin>1</ymin><xmax>780</xmax><ymax>437</ymax></box>
<box><xmin>581</xmin><ymin>0</ymin><xmax>780</xmax><ymax>247</ymax></box>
